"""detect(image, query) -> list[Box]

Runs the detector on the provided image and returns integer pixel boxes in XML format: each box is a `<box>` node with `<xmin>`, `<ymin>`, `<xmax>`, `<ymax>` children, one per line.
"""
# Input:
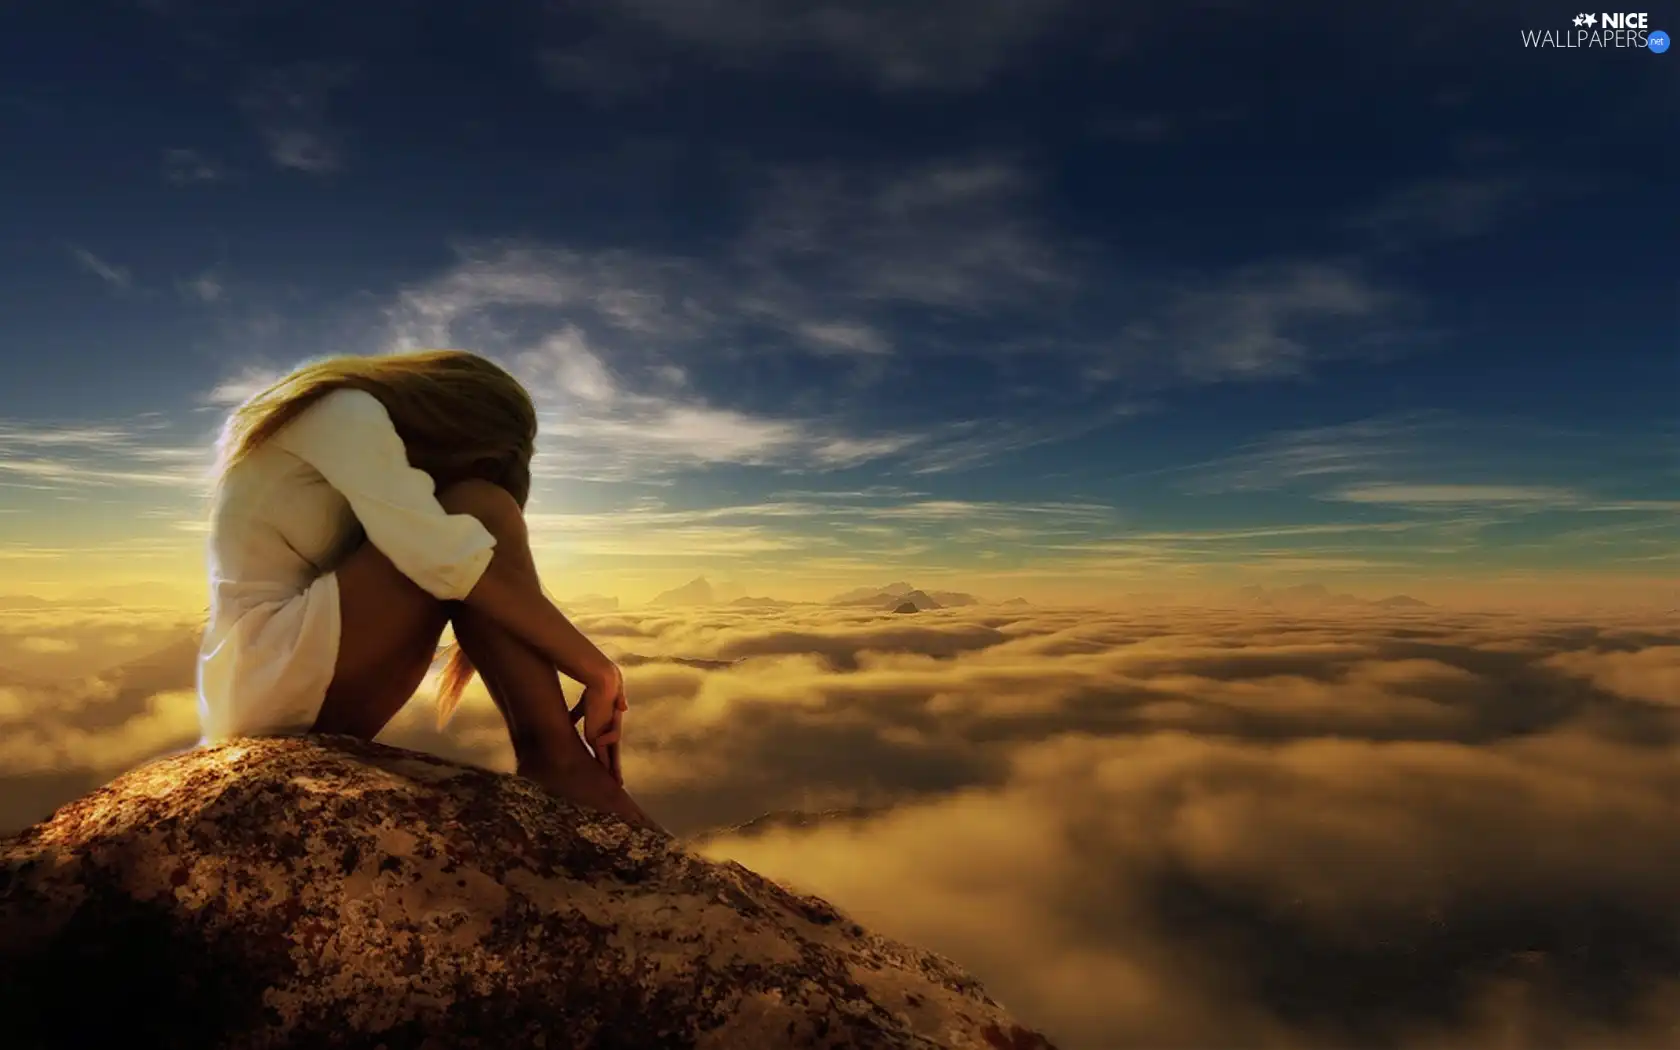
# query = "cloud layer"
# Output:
<box><xmin>4</xmin><ymin>600</ymin><xmax>1677</xmax><ymax>1047</ymax></box>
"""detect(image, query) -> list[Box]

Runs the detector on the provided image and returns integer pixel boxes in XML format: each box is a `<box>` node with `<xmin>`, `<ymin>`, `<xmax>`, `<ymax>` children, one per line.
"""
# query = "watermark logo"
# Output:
<box><xmin>1521</xmin><ymin>11</ymin><xmax>1668</xmax><ymax>49</ymax></box>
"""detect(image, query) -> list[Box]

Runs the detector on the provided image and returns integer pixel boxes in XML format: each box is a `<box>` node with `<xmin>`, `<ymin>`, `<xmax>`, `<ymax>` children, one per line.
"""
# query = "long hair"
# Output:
<box><xmin>214</xmin><ymin>349</ymin><xmax>537</xmax><ymax>728</ymax></box>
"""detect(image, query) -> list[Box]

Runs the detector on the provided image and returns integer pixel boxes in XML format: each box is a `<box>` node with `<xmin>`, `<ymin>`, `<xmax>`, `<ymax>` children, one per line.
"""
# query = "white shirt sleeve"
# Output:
<box><xmin>273</xmin><ymin>387</ymin><xmax>497</xmax><ymax>601</ymax></box>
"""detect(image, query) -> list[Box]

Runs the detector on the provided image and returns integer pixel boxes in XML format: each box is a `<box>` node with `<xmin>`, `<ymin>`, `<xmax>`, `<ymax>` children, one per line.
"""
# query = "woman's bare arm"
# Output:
<box><xmin>271</xmin><ymin>389</ymin><xmax>623</xmax><ymax>731</ymax></box>
<box><xmin>462</xmin><ymin>558</ymin><xmax>619</xmax><ymax>691</ymax></box>
<box><xmin>464</xmin><ymin>560</ymin><xmax>628</xmax><ymax>780</ymax></box>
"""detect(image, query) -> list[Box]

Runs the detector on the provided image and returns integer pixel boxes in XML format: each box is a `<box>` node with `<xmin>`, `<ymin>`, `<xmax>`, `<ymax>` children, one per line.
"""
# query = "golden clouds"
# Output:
<box><xmin>1543</xmin><ymin>645</ymin><xmax>1680</xmax><ymax>706</ymax></box>
<box><xmin>2</xmin><ymin>600</ymin><xmax>1677</xmax><ymax>1047</ymax></box>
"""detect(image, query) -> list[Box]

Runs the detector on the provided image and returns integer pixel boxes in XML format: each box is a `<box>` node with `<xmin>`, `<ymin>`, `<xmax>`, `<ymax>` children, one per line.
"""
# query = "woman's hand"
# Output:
<box><xmin>570</xmin><ymin>662</ymin><xmax>628</xmax><ymax>784</ymax></box>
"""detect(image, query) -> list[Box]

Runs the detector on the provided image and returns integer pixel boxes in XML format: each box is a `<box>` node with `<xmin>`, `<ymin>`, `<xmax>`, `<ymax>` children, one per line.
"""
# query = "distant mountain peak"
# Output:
<box><xmin>730</xmin><ymin>596</ymin><xmax>794</xmax><ymax>609</ymax></box>
<box><xmin>827</xmin><ymin>582</ymin><xmax>980</xmax><ymax>610</ymax></box>
<box><xmin>1236</xmin><ymin>584</ymin><xmax>1433</xmax><ymax>611</ymax></box>
<box><xmin>650</xmin><ymin>577</ymin><xmax>715</xmax><ymax>606</ymax></box>
<box><xmin>1376</xmin><ymin>594</ymin><xmax>1431</xmax><ymax>608</ymax></box>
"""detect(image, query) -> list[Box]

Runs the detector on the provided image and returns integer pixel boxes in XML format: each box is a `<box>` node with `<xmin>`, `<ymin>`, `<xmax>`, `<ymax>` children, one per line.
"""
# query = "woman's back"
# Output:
<box><xmin>199</xmin><ymin>386</ymin><xmax>486</xmax><ymax>743</ymax></box>
<box><xmin>208</xmin><ymin>424</ymin><xmax>363</xmax><ymax>609</ymax></box>
<box><xmin>198</xmin><ymin>391</ymin><xmax>371</xmax><ymax>743</ymax></box>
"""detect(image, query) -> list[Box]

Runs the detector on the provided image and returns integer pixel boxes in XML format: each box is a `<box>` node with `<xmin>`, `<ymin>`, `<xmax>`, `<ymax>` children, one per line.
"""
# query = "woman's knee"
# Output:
<box><xmin>438</xmin><ymin>478</ymin><xmax>524</xmax><ymax>538</ymax></box>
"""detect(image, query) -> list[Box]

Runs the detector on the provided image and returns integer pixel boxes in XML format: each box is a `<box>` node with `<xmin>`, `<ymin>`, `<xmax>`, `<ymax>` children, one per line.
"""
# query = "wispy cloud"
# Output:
<box><xmin>1087</xmin><ymin>105</ymin><xmax>1245</xmax><ymax>143</ymax></box>
<box><xmin>1331</xmin><ymin>483</ymin><xmax>1582</xmax><ymax>508</ymax></box>
<box><xmin>538</xmin><ymin>403</ymin><xmax>828</xmax><ymax>474</ymax></box>
<box><xmin>498</xmin><ymin>324</ymin><xmax>923</xmax><ymax>479</ymax></box>
<box><xmin>1355</xmin><ymin>173</ymin><xmax>1539</xmax><ymax>249</ymax></box>
<box><xmin>796</xmin><ymin>321</ymin><xmax>891</xmax><ymax>356</ymax></box>
<box><xmin>767</xmin><ymin>485</ymin><xmax>927</xmax><ymax>502</ymax></box>
<box><xmin>240</xmin><ymin>63</ymin><xmax>354</xmax><ymax>175</ymax></box>
<box><xmin>1099</xmin><ymin>261</ymin><xmax>1403</xmax><ymax>383</ymax></box>
<box><xmin>378</xmin><ymin>219</ymin><xmax>1085</xmax><ymax>482</ymax></box>
<box><xmin>537</xmin><ymin>38</ymin><xmax>672</xmax><ymax>105</ymax></box>
<box><xmin>367</xmin><ymin>156</ymin><xmax>1125</xmax><ymax>481</ymax></box>
<box><xmin>899</xmin><ymin>408</ymin><xmax>1138</xmax><ymax>476</ymax></box>
<box><xmin>0</xmin><ymin>460</ymin><xmax>204</xmax><ymax>488</ymax></box>
<box><xmin>161</xmin><ymin>148</ymin><xmax>223</xmax><ymax>186</ymax></box>
<box><xmin>1089</xmin><ymin>112</ymin><xmax>1177</xmax><ymax>141</ymax></box>
<box><xmin>546</xmin><ymin>0</ymin><xmax>1071</xmax><ymax>92</ymax></box>
<box><xmin>521</xmin><ymin>494</ymin><xmax>1118</xmax><ymax>563</ymax></box>
<box><xmin>1125</xmin><ymin>521</ymin><xmax>1428</xmax><ymax>542</ymax></box>
<box><xmin>67</xmin><ymin>246</ymin><xmax>132</xmax><ymax>292</ymax></box>
<box><xmin>0</xmin><ymin>422</ymin><xmax>211</xmax><ymax>492</ymax></box>
<box><xmin>177</xmin><ymin>271</ymin><xmax>223</xmax><ymax>304</ymax></box>
<box><xmin>201</xmin><ymin>367</ymin><xmax>285</xmax><ymax>407</ymax></box>
<box><xmin>383</xmin><ymin>161</ymin><xmax>1068</xmax><ymax>354</ymax></box>
<box><xmin>1184</xmin><ymin>414</ymin><xmax>1676</xmax><ymax>527</ymax></box>
<box><xmin>736</xmin><ymin>159</ymin><xmax>1071</xmax><ymax>313</ymax></box>
<box><xmin>1184</xmin><ymin>414</ymin><xmax>1432</xmax><ymax>493</ymax></box>
<box><xmin>372</xmin><ymin>151</ymin><xmax>1416</xmax><ymax>487</ymax></box>
<box><xmin>1035</xmin><ymin>516</ymin><xmax>1454</xmax><ymax>576</ymax></box>
<box><xmin>384</xmin><ymin>244</ymin><xmax>708</xmax><ymax>352</ymax></box>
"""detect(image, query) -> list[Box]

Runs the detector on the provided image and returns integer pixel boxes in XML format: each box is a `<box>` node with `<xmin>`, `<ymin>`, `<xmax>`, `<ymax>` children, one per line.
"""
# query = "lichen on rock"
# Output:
<box><xmin>0</xmin><ymin>734</ymin><xmax>1057</xmax><ymax>1050</ymax></box>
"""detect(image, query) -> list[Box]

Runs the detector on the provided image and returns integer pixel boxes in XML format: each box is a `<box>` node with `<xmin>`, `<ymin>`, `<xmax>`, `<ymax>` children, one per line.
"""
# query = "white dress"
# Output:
<box><xmin>197</xmin><ymin>387</ymin><xmax>498</xmax><ymax>743</ymax></box>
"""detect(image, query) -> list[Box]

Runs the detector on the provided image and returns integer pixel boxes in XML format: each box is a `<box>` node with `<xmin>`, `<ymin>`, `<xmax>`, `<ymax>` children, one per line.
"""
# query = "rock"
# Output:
<box><xmin>0</xmin><ymin>735</ymin><xmax>1057</xmax><ymax>1050</ymax></box>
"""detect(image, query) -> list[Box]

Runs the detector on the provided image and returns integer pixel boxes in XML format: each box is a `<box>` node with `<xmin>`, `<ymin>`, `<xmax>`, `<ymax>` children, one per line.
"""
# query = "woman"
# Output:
<box><xmin>198</xmin><ymin>348</ymin><xmax>663</xmax><ymax>833</ymax></box>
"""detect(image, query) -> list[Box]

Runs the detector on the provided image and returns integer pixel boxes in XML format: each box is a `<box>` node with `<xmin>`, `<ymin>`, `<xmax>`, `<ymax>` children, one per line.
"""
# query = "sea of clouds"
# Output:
<box><xmin>2</xmin><ymin>600</ymin><xmax>1677</xmax><ymax>1048</ymax></box>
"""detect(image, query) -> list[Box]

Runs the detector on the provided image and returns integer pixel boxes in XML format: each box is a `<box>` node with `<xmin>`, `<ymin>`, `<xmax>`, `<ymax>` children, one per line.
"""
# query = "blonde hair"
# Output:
<box><xmin>214</xmin><ymin>349</ymin><xmax>537</xmax><ymax>728</ymax></box>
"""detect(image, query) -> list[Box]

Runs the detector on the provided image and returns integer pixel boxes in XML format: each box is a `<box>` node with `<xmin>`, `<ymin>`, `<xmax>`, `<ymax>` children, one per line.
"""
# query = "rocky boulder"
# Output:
<box><xmin>0</xmin><ymin>735</ymin><xmax>1056</xmax><ymax>1050</ymax></box>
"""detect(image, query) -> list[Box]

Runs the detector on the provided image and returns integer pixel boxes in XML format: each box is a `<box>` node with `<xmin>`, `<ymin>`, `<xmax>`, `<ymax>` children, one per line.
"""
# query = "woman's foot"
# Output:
<box><xmin>520</xmin><ymin>758</ymin><xmax>669</xmax><ymax>836</ymax></box>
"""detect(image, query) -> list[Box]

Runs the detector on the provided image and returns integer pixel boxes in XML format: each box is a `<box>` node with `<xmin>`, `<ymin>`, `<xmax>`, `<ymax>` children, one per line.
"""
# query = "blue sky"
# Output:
<box><xmin>0</xmin><ymin>0</ymin><xmax>1674</xmax><ymax>603</ymax></box>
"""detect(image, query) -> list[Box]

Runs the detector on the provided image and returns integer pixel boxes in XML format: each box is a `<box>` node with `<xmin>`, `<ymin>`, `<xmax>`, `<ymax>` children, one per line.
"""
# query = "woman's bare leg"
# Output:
<box><xmin>311</xmin><ymin>542</ymin><xmax>451</xmax><ymax>740</ymax></box>
<box><xmin>447</xmin><ymin>607</ymin><xmax>660</xmax><ymax>832</ymax></box>
<box><xmin>433</xmin><ymin>481</ymin><xmax>664</xmax><ymax>833</ymax></box>
<box><xmin>311</xmin><ymin>479</ymin><xmax>663</xmax><ymax>832</ymax></box>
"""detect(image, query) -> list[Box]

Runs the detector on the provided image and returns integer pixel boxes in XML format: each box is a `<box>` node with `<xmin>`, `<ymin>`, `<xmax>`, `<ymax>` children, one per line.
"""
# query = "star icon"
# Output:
<box><xmin>1584</xmin><ymin>13</ymin><xmax>1598</xmax><ymax>25</ymax></box>
<box><xmin>1574</xmin><ymin>13</ymin><xmax>1586</xmax><ymax>25</ymax></box>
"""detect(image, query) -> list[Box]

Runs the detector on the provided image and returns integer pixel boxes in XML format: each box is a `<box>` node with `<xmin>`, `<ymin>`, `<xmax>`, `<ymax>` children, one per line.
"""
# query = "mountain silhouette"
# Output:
<box><xmin>829</xmin><ymin>582</ymin><xmax>978</xmax><ymax>610</ymax></box>
<box><xmin>650</xmin><ymin>577</ymin><xmax>715</xmax><ymax>606</ymax></box>
<box><xmin>1237</xmin><ymin>585</ymin><xmax>1434</xmax><ymax>610</ymax></box>
<box><xmin>829</xmin><ymin>581</ymin><xmax>915</xmax><ymax>604</ymax></box>
<box><xmin>1376</xmin><ymin>594</ymin><xmax>1431</xmax><ymax>608</ymax></box>
<box><xmin>730</xmin><ymin>596</ymin><xmax>795</xmax><ymax>609</ymax></box>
